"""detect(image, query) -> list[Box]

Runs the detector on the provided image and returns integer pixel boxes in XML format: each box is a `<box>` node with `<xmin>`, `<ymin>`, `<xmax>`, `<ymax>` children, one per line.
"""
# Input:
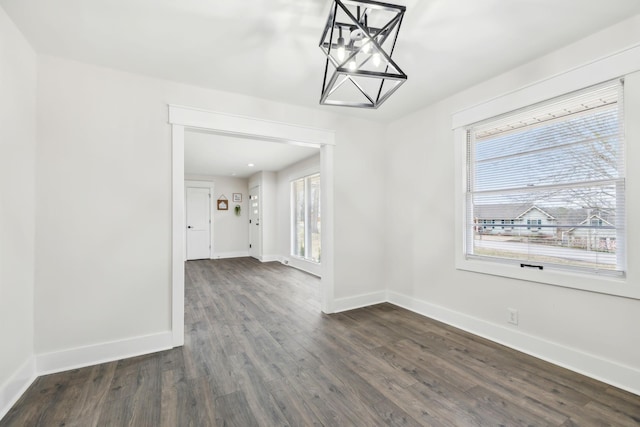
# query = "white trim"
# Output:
<box><xmin>320</xmin><ymin>144</ymin><xmax>335</xmax><ymax>313</ymax></box>
<box><xmin>212</xmin><ymin>251</ymin><xmax>250</xmax><ymax>259</ymax></box>
<box><xmin>258</xmin><ymin>254</ymin><xmax>280</xmax><ymax>263</ymax></box>
<box><xmin>0</xmin><ymin>357</ymin><xmax>36</xmax><ymax>421</ymax></box>
<box><xmin>452</xmin><ymin>43</ymin><xmax>640</xmax><ymax>129</ymax></box>
<box><xmin>184</xmin><ymin>180</ymin><xmax>215</xmax><ymax>260</ymax></box>
<box><xmin>36</xmin><ymin>332</ymin><xmax>173</xmax><ymax>376</ymax></box>
<box><xmin>280</xmin><ymin>257</ymin><xmax>321</xmax><ymax>278</ymax></box>
<box><xmin>285</xmin><ymin>256</ymin><xmax>321</xmax><ymax>277</ymax></box>
<box><xmin>387</xmin><ymin>291</ymin><xmax>640</xmax><ymax>396</ymax></box>
<box><xmin>169</xmin><ymin>106</ymin><xmax>337</xmax><ymax>334</ymax></box>
<box><xmin>169</xmin><ymin>105</ymin><xmax>336</xmax><ymax>147</ymax></box>
<box><xmin>171</xmin><ymin>124</ymin><xmax>185</xmax><ymax>347</ymax></box>
<box><xmin>332</xmin><ymin>291</ymin><xmax>387</xmax><ymax>313</ymax></box>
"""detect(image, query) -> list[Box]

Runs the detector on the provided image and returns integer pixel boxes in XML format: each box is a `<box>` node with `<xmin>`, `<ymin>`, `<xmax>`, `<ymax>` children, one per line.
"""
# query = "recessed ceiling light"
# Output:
<box><xmin>248</xmin><ymin>163</ymin><xmax>255</xmax><ymax>167</ymax></box>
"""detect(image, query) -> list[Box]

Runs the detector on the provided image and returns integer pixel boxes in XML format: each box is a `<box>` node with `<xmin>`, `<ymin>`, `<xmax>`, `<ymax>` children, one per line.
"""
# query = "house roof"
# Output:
<box><xmin>474</xmin><ymin>204</ymin><xmax>527</xmax><ymax>220</ymax></box>
<box><xmin>474</xmin><ymin>204</ymin><xmax>616</xmax><ymax>225</ymax></box>
<box><xmin>568</xmin><ymin>214</ymin><xmax>615</xmax><ymax>232</ymax></box>
<box><xmin>474</xmin><ymin>204</ymin><xmax>549</xmax><ymax>220</ymax></box>
<box><xmin>515</xmin><ymin>206</ymin><xmax>556</xmax><ymax>220</ymax></box>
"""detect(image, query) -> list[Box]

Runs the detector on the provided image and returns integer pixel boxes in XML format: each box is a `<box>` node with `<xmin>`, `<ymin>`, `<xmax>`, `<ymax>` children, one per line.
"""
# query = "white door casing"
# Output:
<box><xmin>249</xmin><ymin>186</ymin><xmax>261</xmax><ymax>259</ymax></box>
<box><xmin>186</xmin><ymin>186</ymin><xmax>211</xmax><ymax>260</ymax></box>
<box><xmin>170</xmin><ymin>105</ymin><xmax>336</xmax><ymax>347</ymax></box>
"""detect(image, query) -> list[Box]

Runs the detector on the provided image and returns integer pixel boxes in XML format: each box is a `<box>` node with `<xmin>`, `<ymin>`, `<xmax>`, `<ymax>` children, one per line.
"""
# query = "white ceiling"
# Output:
<box><xmin>185</xmin><ymin>129</ymin><xmax>319</xmax><ymax>178</ymax></box>
<box><xmin>3</xmin><ymin>0</ymin><xmax>640</xmax><ymax>175</ymax></box>
<box><xmin>3</xmin><ymin>0</ymin><xmax>640</xmax><ymax>121</ymax></box>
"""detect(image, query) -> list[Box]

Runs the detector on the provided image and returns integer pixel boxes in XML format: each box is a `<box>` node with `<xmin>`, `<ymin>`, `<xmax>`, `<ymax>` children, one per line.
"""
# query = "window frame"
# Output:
<box><xmin>452</xmin><ymin>46</ymin><xmax>640</xmax><ymax>300</ymax></box>
<box><xmin>291</xmin><ymin>172</ymin><xmax>321</xmax><ymax>264</ymax></box>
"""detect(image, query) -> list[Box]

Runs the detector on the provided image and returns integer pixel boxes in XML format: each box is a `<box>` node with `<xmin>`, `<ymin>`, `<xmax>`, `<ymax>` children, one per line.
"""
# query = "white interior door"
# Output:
<box><xmin>249</xmin><ymin>186</ymin><xmax>261</xmax><ymax>259</ymax></box>
<box><xmin>186</xmin><ymin>186</ymin><xmax>211</xmax><ymax>260</ymax></box>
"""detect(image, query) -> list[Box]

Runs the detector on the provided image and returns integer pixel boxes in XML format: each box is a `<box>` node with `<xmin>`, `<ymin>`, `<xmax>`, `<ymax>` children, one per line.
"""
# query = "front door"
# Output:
<box><xmin>249</xmin><ymin>186</ymin><xmax>261</xmax><ymax>259</ymax></box>
<box><xmin>186</xmin><ymin>186</ymin><xmax>211</xmax><ymax>260</ymax></box>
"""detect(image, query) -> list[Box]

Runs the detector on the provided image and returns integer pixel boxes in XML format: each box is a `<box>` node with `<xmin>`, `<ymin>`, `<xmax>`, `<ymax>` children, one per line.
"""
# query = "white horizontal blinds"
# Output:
<box><xmin>467</xmin><ymin>80</ymin><xmax>625</xmax><ymax>275</ymax></box>
<box><xmin>465</xmin><ymin>130</ymin><xmax>475</xmax><ymax>253</ymax></box>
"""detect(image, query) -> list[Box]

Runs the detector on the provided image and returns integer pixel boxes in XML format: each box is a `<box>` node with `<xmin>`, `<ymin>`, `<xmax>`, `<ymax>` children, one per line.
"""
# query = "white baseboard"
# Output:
<box><xmin>0</xmin><ymin>356</ymin><xmax>36</xmax><ymax>421</ymax></box>
<box><xmin>2</xmin><ymin>332</ymin><xmax>173</xmax><ymax>422</ymax></box>
<box><xmin>281</xmin><ymin>257</ymin><xmax>321</xmax><ymax>277</ymax></box>
<box><xmin>212</xmin><ymin>251</ymin><xmax>249</xmax><ymax>259</ymax></box>
<box><xmin>259</xmin><ymin>254</ymin><xmax>280</xmax><ymax>263</ymax></box>
<box><xmin>333</xmin><ymin>290</ymin><xmax>387</xmax><ymax>313</ymax></box>
<box><xmin>387</xmin><ymin>290</ymin><xmax>640</xmax><ymax>396</ymax></box>
<box><xmin>36</xmin><ymin>332</ymin><xmax>173</xmax><ymax>376</ymax></box>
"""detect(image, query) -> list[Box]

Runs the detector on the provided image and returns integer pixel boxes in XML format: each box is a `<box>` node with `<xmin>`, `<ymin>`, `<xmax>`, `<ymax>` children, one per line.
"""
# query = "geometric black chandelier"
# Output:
<box><xmin>319</xmin><ymin>0</ymin><xmax>407</xmax><ymax>108</ymax></box>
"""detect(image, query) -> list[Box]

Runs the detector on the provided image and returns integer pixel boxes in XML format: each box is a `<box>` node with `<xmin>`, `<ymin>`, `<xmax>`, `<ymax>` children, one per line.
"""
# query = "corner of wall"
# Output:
<box><xmin>333</xmin><ymin>290</ymin><xmax>388</xmax><ymax>313</ymax></box>
<box><xmin>0</xmin><ymin>357</ymin><xmax>37</xmax><ymax>421</ymax></box>
<box><xmin>0</xmin><ymin>5</ymin><xmax>38</xmax><ymax>423</ymax></box>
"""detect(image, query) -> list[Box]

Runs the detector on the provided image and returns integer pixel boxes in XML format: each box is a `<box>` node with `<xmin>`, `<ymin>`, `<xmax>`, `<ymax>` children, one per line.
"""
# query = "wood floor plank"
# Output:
<box><xmin>160</xmin><ymin>373</ymin><xmax>219</xmax><ymax>427</ymax></box>
<box><xmin>213</xmin><ymin>390</ymin><xmax>259</xmax><ymax>427</ymax></box>
<box><xmin>283</xmin><ymin>363</ymin><xmax>380</xmax><ymax>426</ymax></box>
<box><xmin>230</xmin><ymin>353</ymin><xmax>291</xmax><ymax>426</ymax></box>
<box><xmin>2</xmin><ymin>257</ymin><xmax>639</xmax><ymax>426</ymax></box>
<box><xmin>267</xmin><ymin>377</ymin><xmax>325</xmax><ymax>426</ymax></box>
<box><xmin>392</xmin><ymin>337</ymin><xmax>581</xmax><ymax>424</ymax></box>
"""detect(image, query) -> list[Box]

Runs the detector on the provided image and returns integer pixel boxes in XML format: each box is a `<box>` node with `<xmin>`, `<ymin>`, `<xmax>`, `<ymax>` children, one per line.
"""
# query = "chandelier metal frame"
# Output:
<box><xmin>319</xmin><ymin>0</ymin><xmax>407</xmax><ymax>108</ymax></box>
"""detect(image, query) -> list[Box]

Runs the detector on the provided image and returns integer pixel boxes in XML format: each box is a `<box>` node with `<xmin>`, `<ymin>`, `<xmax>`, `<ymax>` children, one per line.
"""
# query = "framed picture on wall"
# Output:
<box><xmin>217</xmin><ymin>199</ymin><xmax>228</xmax><ymax>210</ymax></box>
<box><xmin>233</xmin><ymin>193</ymin><xmax>242</xmax><ymax>202</ymax></box>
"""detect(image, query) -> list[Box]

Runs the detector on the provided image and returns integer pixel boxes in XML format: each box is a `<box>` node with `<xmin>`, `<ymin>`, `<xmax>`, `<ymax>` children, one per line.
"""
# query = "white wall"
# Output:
<box><xmin>185</xmin><ymin>174</ymin><xmax>249</xmax><ymax>258</ymax></box>
<box><xmin>34</xmin><ymin>54</ymin><xmax>387</xmax><ymax>356</ymax></box>
<box><xmin>0</xmin><ymin>5</ymin><xmax>37</xmax><ymax>416</ymax></box>
<box><xmin>384</xmin><ymin>15</ymin><xmax>640</xmax><ymax>393</ymax></box>
<box><xmin>276</xmin><ymin>154</ymin><xmax>321</xmax><ymax>276</ymax></box>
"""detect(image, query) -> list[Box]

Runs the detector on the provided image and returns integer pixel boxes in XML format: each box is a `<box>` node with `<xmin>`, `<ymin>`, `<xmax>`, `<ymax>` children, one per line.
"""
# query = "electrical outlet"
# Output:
<box><xmin>508</xmin><ymin>308</ymin><xmax>519</xmax><ymax>325</ymax></box>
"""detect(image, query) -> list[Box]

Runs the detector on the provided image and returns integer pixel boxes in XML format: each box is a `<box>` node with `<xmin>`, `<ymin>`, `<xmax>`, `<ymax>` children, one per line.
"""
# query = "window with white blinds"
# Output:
<box><xmin>465</xmin><ymin>80</ymin><xmax>625</xmax><ymax>276</ymax></box>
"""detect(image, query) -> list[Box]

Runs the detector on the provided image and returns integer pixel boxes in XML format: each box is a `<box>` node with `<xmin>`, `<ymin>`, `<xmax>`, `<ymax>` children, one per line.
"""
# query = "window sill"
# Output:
<box><xmin>455</xmin><ymin>255</ymin><xmax>639</xmax><ymax>300</ymax></box>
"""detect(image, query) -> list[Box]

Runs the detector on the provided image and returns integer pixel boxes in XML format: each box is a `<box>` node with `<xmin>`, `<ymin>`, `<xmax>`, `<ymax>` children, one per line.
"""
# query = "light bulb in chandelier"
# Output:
<box><xmin>348</xmin><ymin>55</ymin><xmax>358</xmax><ymax>71</ymax></box>
<box><xmin>362</xmin><ymin>39</ymin><xmax>372</xmax><ymax>54</ymax></box>
<box><xmin>336</xmin><ymin>27</ymin><xmax>346</xmax><ymax>62</ymax></box>
<box><xmin>337</xmin><ymin>38</ymin><xmax>346</xmax><ymax>61</ymax></box>
<box><xmin>372</xmin><ymin>52</ymin><xmax>381</xmax><ymax>67</ymax></box>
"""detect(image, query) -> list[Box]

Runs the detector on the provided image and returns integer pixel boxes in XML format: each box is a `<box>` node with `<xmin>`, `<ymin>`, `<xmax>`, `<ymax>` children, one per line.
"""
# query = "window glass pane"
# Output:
<box><xmin>467</xmin><ymin>81</ymin><xmax>624</xmax><ymax>275</ymax></box>
<box><xmin>291</xmin><ymin>173</ymin><xmax>321</xmax><ymax>263</ymax></box>
<box><xmin>475</xmin><ymin>108</ymin><xmax>620</xmax><ymax>192</ymax></box>
<box><xmin>308</xmin><ymin>174</ymin><xmax>321</xmax><ymax>263</ymax></box>
<box><xmin>293</xmin><ymin>179</ymin><xmax>305</xmax><ymax>258</ymax></box>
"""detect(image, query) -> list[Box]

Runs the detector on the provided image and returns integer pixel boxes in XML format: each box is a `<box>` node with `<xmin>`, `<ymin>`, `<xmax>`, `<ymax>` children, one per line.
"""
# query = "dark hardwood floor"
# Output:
<box><xmin>2</xmin><ymin>257</ymin><xmax>639</xmax><ymax>426</ymax></box>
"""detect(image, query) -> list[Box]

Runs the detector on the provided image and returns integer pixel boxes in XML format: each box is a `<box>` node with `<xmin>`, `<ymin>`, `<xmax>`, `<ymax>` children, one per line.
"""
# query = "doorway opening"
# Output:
<box><xmin>169</xmin><ymin>105</ymin><xmax>335</xmax><ymax>347</ymax></box>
